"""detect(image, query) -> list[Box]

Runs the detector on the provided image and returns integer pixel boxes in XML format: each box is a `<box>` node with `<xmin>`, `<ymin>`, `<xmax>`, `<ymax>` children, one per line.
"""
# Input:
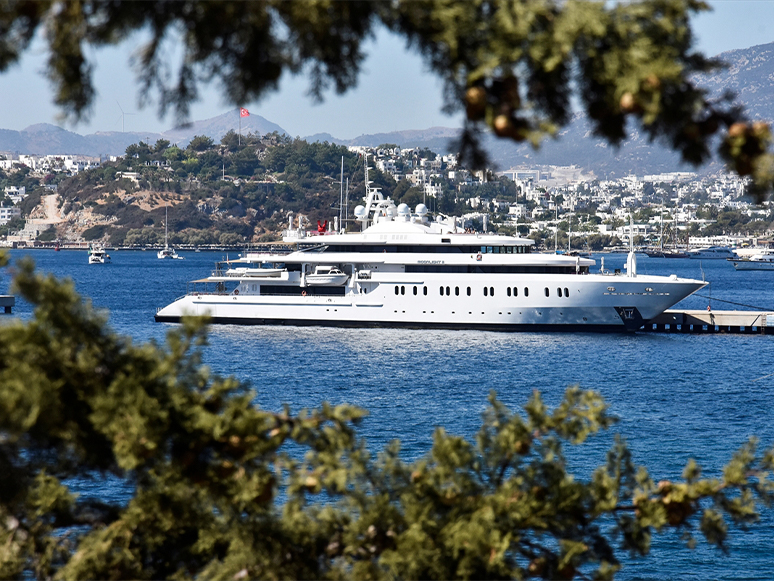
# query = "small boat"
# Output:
<box><xmin>644</xmin><ymin>249</ymin><xmax>689</xmax><ymax>259</ymax></box>
<box><xmin>158</xmin><ymin>247</ymin><xmax>184</xmax><ymax>260</ymax></box>
<box><xmin>158</xmin><ymin>206</ymin><xmax>184</xmax><ymax>260</ymax></box>
<box><xmin>730</xmin><ymin>251</ymin><xmax>774</xmax><ymax>270</ymax></box>
<box><xmin>305</xmin><ymin>265</ymin><xmax>349</xmax><ymax>286</ymax></box>
<box><xmin>88</xmin><ymin>244</ymin><xmax>110</xmax><ymax>264</ymax></box>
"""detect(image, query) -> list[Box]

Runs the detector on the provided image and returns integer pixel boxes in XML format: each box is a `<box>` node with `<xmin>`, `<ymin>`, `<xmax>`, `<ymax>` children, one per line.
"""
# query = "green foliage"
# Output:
<box><xmin>187</xmin><ymin>135</ymin><xmax>215</xmax><ymax>153</ymax></box>
<box><xmin>0</xmin><ymin>258</ymin><xmax>772</xmax><ymax>579</ymax></box>
<box><xmin>17</xmin><ymin>191</ymin><xmax>41</xmax><ymax>217</ymax></box>
<box><xmin>82</xmin><ymin>225</ymin><xmax>107</xmax><ymax>240</ymax></box>
<box><xmin>123</xmin><ymin>228</ymin><xmax>163</xmax><ymax>246</ymax></box>
<box><xmin>36</xmin><ymin>228</ymin><xmax>56</xmax><ymax>242</ymax></box>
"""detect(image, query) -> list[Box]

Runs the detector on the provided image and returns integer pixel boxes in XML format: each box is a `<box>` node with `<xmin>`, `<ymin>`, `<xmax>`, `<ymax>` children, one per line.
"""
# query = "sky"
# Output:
<box><xmin>0</xmin><ymin>0</ymin><xmax>773</xmax><ymax>140</ymax></box>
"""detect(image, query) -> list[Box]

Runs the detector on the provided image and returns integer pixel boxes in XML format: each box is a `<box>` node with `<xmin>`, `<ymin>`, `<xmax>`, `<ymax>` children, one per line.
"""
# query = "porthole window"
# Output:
<box><xmin>413</xmin><ymin>286</ymin><xmax>418</xmax><ymax>295</ymax></box>
<box><xmin>467</xmin><ymin>287</ymin><xmax>471</xmax><ymax>296</ymax></box>
<box><xmin>513</xmin><ymin>287</ymin><xmax>518</xmax><ymax>297</ymax></box>
<box><xmin>440</xmin><ymin>286</ymin><xmax>444</xmax><ymax>296</ymax></box>
<box><xmin>507</xmin><ymin>287</ymin><xmax>511</xmax><ymax>297</ymax></box>
<box><xmin>484</xmin><ymin>287</ymin><xmax>488</xmax><ymax>297</ymax></box>
<box><xmin>395</xmin><ymin>286</ymin><xmax>399</xmax><ymax>295</ymax></box>
<box><xmin>490</xmin><ymin>287</ymin><xmax>494</xmax><ymax>296</ymax></box>
<box><xmin>564</xmin><ymin>288</ymin><xmax>569</xmax><ymax>298</ymax></box>
<box><xmin>525</xmin><ymin>287</ymin><xmax>529</xmax><ymax>297</ymax></box>
<box><xmin>423</xmin><ymin>286</ymin><xmax>428</xmax><ymax>296</ymax></box>
<box><xmin>455</xmin><ymin>286</ymin><xmax>460</xmax><ymax>296</ymax></box>
<box><xmin>545</xmin><ymin>287</ymin><xmax>550</xmax><ymax>297</ymax></box>
<box><xmin>446</xmin><ymin>286</ymin><xmax>450</xmax><ymax>296</ymax></box>
<box><xmin>557</xmin><ymin>287</ymin><xmax>562</xmax><ymax>297</ymax></box>
<box><xmin>401</xmin><ymin>286</ymin><xmax>405</xmax><ymax>295</ymax></box>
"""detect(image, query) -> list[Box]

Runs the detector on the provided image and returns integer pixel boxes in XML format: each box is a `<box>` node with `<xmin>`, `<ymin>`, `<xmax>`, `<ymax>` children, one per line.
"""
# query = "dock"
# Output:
<box><xmin>642</xmin><ymin>310</ymin><xmax>774</xmax><ymax>335</ymax></box>
<box><xmin>0</xmin><ymin>295</ymin><xmax>14</xmax><ymax>314</ymax></box>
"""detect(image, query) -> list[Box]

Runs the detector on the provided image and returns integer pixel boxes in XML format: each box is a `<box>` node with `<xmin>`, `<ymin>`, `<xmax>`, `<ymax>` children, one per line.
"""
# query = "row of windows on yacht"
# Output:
<box><xmin>405</xmin><ymin>265</ymin><xmax>587</xmax><ymax>274</ymax></box>
<box><xmin>394</xmin><ymin>285</ymin><xmax>571</xmax><ymax>298</ymax></box>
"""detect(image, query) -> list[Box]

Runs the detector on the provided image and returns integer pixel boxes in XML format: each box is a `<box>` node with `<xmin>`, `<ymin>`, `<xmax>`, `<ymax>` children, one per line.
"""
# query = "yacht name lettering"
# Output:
<box><xmin>418</xmin><ymin>260</ymin><xmax>445</xmax><ymax>264</ymax></box>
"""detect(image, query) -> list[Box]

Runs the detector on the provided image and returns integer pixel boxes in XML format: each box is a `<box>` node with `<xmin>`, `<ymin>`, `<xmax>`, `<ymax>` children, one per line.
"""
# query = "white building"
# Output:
<box><xmin>508</xmin><ymin>204</ymin><xmax>527</xmax><ymax>219</ymax></box>
<box><xmin>0</xmin><ymin>206</ymin><xmax>21</xmax><ymax>225</ymax></box>
<box><xmin>3</xmin><ymin>186</ymin><xmax>26</xmax><ymax>204</ymax></box>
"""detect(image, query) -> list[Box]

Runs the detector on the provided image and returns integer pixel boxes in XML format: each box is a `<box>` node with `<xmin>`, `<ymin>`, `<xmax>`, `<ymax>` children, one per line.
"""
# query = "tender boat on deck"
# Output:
<box><xmin>305</xmin><ymin>266</ymin><xmax>349</xmax><ymax>286</ymax></box>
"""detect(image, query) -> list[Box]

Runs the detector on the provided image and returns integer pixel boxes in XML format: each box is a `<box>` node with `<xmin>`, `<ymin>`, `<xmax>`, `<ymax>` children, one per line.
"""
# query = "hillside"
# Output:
<box><xmin>32</xmin><ymin>133</ymin><xmax>401</xmax><ymax>246</ymax></box>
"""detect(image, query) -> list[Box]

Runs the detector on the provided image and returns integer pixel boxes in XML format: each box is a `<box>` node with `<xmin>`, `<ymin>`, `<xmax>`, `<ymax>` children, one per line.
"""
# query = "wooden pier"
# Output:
<box><xmin>642</xmin><ymin>310</ymin><xmax>774</xmax><ymax>335</ymax></box>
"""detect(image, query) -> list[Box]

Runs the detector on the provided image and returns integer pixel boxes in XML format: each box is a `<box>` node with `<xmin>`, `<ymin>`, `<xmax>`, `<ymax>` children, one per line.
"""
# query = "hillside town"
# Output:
<box><xmin>0</xmin><ymin>141</ymin><xmax>770</xmax><ymax>251</ymax></box>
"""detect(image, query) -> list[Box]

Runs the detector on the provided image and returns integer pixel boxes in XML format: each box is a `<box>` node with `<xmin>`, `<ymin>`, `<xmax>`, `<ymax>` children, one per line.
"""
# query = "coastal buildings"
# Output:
<box><xmin>0</xmin><ymin>139</ymin><xmax>770</xmax><ymax>249</ymax></box>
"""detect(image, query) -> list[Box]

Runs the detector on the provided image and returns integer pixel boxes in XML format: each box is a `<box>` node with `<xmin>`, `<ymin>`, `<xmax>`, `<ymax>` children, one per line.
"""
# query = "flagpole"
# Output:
<box><xmin>239</xmin><ymin>108</ymin><xmax>241</xmax><ymax>146</ymax></box>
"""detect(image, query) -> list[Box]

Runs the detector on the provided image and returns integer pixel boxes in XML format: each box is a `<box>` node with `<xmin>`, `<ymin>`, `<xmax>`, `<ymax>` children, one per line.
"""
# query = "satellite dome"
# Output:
<box><xmin>415</xmin><ymin>203</ymin><xmax>428</xmax><ymax>216</ymax></box>
<box><xmin>397</xmin><ymin>203</ymin><xmax>410</xmax><ymax>215</ymax></box>
<box><xmin>354</xmin><ymin>205</ymin><xmax>366</xmax><ymax>219</ymax></box>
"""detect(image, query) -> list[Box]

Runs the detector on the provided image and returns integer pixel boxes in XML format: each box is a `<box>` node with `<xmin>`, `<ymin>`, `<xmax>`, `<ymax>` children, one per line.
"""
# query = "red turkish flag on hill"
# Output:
<box><xmin>240</xmin><ymin>108</ymin><xmax>250</xmax><ymax>117</ymax></box>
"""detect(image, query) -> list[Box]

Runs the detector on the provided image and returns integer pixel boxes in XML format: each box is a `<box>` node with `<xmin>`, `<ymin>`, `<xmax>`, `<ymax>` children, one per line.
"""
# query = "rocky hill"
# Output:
<box><xmin>10</xmin><ymin>134</ymin><xmax>405</xmax><ymax>246</ymax></box>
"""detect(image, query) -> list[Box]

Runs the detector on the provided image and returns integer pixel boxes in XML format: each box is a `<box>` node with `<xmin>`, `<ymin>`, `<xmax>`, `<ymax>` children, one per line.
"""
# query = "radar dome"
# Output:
<box><xmin>397</xmin><ymin>203</ymin><xmax>410</xmax><ymax>215</ymax></box>
<box><xmin>415</xmin><ymin>203</ymin><xmax>428</xmax><ymax>216</ymax></box>
<box><xmin>354</xmin><ymin>205</ymin><xmax>366</xmax><ymax>219</ymax></box>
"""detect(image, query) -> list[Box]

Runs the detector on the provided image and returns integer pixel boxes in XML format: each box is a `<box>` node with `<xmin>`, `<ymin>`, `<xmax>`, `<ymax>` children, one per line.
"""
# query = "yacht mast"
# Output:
<box><xmin>339</xmin><ymin>156</ymin><xmax>344</xmax><ymax>233</ymax></box>
<box><xmin>164</xmin><ymin>205</ymin><xmax>168</xmax><ymax>250</ymax></box>
<box><xmin>660</xmin><ymin>205</ymin><xmax>663</xmax><ymax>251</ymax></box>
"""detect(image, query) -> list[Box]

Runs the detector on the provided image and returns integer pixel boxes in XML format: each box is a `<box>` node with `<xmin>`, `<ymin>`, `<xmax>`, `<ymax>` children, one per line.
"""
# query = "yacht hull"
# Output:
<box><xmin>732</xmin><ymin>261</ymin><xmax>774</xmax><ymax>270</ymax></box>
<box><xmin>155</xmin><ymin>275</ymin><xmax>705</xmax><ymax>333</ymax></box>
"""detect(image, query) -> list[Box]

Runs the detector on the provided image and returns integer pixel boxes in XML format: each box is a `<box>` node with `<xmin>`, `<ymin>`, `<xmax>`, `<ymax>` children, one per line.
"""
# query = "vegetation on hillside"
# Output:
<box><xmin>52</xmin><ymin>132</ymin><xmax>400</xmax><ymax>245</ymax></box>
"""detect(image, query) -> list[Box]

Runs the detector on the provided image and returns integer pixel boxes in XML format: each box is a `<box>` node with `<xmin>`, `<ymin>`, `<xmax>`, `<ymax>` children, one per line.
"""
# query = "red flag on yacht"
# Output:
<box><xmin>240</xmin><ymin>108</ymin><xmax>250</xmax><ymax>117</ymax></box>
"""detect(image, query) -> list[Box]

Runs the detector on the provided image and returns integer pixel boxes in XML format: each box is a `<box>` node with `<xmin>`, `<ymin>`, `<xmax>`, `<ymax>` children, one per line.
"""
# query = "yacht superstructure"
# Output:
<box><xmin>155</xmin><ymin>160</ymin><xmax>706</xmax><ymax>332</ymax></box>
<box><xmin>88</xmin><ymin>244</ymin><xmax>110</xmax><ymax>264</ymax></box>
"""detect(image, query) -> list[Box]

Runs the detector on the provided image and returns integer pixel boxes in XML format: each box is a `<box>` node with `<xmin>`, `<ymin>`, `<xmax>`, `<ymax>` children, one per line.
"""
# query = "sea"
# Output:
<box><xmin>2</xmin><ymin>248</ymin><xmax>773</xmax><ymax>580</ymax></box>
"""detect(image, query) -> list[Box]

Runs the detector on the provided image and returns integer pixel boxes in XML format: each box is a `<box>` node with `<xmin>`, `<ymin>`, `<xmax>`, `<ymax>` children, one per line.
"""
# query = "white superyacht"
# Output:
<box><xmin>156</xmin><ymin>175</ymin><xmax>706</xmax><ymax>332</ymax></box>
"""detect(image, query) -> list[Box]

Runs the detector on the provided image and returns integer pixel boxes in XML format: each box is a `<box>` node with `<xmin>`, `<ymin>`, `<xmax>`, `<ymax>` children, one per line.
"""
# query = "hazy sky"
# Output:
<box><xmin>0</xmin><ymin>0</ymin><xmax>773</xmax><ymax>139</ymax></box>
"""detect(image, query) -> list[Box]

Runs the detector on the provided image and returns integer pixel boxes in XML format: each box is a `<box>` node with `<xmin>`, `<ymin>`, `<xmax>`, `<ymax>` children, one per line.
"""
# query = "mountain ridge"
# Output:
<box><xmin>0</xmin><ymin>110</ymin><xmax>286</xmax><ymax>157</ymax></box>
<box><xmin>4</xmin><ymin>42</ymin><xmax>774</xmax><ymax>176</ymax></box>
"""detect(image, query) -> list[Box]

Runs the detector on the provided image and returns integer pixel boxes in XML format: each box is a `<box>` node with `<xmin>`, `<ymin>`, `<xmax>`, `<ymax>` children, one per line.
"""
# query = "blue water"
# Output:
<box><xmin>2</xmin><ymin>249</ymin><xmax>774</xmax><ymax>579</ymax></box>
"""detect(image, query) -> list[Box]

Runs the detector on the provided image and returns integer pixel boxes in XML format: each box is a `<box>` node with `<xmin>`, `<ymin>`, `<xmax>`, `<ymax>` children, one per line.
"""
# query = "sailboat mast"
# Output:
<box><xmin>660</xmin><ymin>206</ymin><xmax>663</xmax><ymax>251</ymax></box>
